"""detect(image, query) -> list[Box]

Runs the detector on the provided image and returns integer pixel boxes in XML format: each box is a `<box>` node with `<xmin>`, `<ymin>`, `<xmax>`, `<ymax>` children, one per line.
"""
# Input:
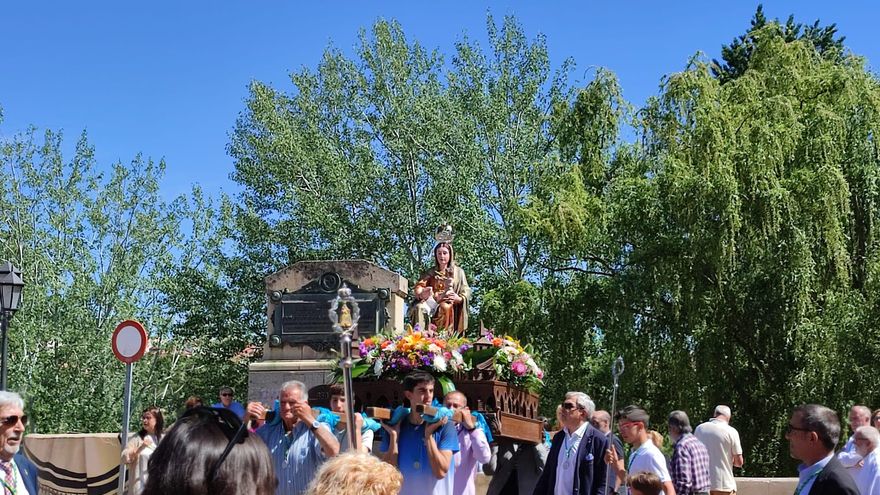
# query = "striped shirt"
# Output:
<box><xmin>670</xmin><ymin>433</ymin><xmax>711</xmax><ymax>495</ymax></box>
<box><xmin>255</xmin><ymin>420</ymin><xmax>330</xmax><ymax>495</ymax></box>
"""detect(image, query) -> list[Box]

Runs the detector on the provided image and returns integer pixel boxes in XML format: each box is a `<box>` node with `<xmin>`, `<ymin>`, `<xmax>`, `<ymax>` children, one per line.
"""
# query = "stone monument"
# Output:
<box><xmin>247</xmin><ymin>260</ymin><xmax>408</xmax><ymax>406</ymax></box>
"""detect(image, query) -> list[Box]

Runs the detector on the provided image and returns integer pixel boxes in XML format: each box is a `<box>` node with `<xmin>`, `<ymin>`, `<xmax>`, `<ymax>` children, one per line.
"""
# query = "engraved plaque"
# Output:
<box><xmin>270</xmin><ymin>273</ymin><xmax>389</xmax><ymax>351</ymax></box>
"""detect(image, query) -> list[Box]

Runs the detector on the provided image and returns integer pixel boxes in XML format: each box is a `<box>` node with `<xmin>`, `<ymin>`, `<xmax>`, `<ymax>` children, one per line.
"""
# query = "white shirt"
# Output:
<box><xmin>855</xmin><ymin>448</ymin><xmax>880</xmax><ymax>495</ymax></box>
<box><xmin>555</xmin><ymin>421</ymin><xmax>589</xmax><ymax>495</ymax></box>
<box><xmin>627</xmin><ymin>440</ymin><xmax>671</xmax><ymax>495</ymax></box>
<box><xmin>695</xmin><ymin>418</ymin><xmax>742</xmax><ymax>491</ymax></box>
<box><xmin>839</xmin><ymin>435</ymin><xmax>864</xmax><ymax>468</ymax></box>
<box><xmin>9</xmin><ymin>460</ymin><xmax>30</xmax><ymax>495</ymax></box>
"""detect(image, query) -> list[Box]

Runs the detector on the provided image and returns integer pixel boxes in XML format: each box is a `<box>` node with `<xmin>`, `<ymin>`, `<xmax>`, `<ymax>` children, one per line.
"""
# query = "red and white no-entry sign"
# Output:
<box><xmin>111</xmin><ymin>320</ymin><xmax>148</xmax><ymax>364</ymax></box>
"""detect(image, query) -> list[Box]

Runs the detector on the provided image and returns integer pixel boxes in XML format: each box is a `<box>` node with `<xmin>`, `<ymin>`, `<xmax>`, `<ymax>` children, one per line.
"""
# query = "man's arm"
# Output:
<box><xmin>672</xmin><ymin>446</ymin><xmax>692</xmax><ymax>495</ymax></box>
<box><xmin>731</xmin><ymin>429</ymin><xmax>744</xmax><ymax>468</ymax></box>
<box><xmin>380</xmin><ymin>423</ymin><xmax>400</xmax><ymax>467</ymax></box>
<box><xmin>294</xmin><ymin>401</ymin><xmax>339</xmax><ymax>457</ymax></box>
<box><xmin>662</xmin><ymin>481</ymin><xmax>677</xmax><ymax>495</ymax></box>
<box><xmin>469</xmin><ymin>428</ymin><xmax>492</xmax><ymax>464</ymax></box>
<box><xmin>313</xmin><ymin>423</ymin><xmax>340</xmax><ymax>457</ymax></box>
<box><xmin>425</xmin><ymin>418</ymin><xmax>454</xmax><ymax>479</ymax></box>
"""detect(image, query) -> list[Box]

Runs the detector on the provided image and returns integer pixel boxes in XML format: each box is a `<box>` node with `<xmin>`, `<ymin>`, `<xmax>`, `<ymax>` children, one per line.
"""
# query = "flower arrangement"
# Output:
<box><xmin>350</xmin><ymin>324</ymin><xmax>470</xmax><ymax>393</ymax></box>
<box><xmin>341</xmin><ymin>325</ymin><xmax>545</xmax><ymax>394</ymax></box>
<box><xmin>465</xmin><ymin>333</ymin><xmax>545</xmax><ymax>391</ymax></box>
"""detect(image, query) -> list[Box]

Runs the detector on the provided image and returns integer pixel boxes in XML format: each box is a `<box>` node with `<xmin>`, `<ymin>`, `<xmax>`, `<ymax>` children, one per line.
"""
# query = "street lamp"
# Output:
<box><xmin>0</xmin><ymin>262</ymin><xmax>24</xmax><ymax>391</ymax></box>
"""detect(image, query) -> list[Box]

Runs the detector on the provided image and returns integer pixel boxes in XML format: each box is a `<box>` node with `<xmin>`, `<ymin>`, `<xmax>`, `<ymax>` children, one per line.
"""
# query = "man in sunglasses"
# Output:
<box><xmin>784</xmin><ymin>404</ymin><xmax>858</xmax><ymax>495</ymax></box>
<box><xmin>0</xmin><ymin>391</ymin><xmax>38</xmax><ymax>494</ymax></box>
<box><xmin>605</xmin><ymin>405</ymin><xmax>674</xmax><ymax>495</ymax></box>
<box><xmin>532</xmin><ymin>392</ymin><xmax>609</xmax><ymax>495</ymax></box>
<box><xmin>247</xmin><ymin>380</ymin><xmax>340</xmax><ymax>495</ymax></box>
<box><xmin>213</xmin><ymin>386</ymin><xmax>246</xmax><ymax>420</ymax></box>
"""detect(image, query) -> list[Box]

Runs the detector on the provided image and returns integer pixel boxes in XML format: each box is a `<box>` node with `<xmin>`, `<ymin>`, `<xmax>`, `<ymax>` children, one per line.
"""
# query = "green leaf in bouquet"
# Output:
<box><xmin>437</xmin><ymin>375</ymin><xmax>457</xmax><ymax>396</ymax></box>
<box><xmin>350</xmin><ymin>362</ymin><xmax>371</xmax><ymax>379</ymax></box>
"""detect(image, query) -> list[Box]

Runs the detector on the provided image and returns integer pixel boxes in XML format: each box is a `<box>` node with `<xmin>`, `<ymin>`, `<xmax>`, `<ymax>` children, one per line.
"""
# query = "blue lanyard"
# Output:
<box><xmin>794</xmin><ymin>468</ymin><xmax>823</xmax><ymax>495</ymax></box>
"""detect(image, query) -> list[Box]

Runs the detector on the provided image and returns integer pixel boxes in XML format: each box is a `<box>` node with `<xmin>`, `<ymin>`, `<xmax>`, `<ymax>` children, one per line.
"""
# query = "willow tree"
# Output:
<box><xmin>562</xmin><ymin>27</ymin><xmax>880</xmax><ymax>475</ymax></box>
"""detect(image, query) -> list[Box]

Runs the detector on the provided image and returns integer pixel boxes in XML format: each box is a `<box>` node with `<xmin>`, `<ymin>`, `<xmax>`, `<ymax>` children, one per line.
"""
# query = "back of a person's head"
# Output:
<box><xmin>628</xmin><ymin>471</ymin><xmax>663</xmax><ymax>495</ymax></box>
<box><xmin>142</xmin><ymin>407</ymin><xmax>276</xmax><ymax>495</ymax></box>
<box><xmin>305</xmin><ymin>452</ymin><xmax>403</xmax><ymax>495</ymax></box>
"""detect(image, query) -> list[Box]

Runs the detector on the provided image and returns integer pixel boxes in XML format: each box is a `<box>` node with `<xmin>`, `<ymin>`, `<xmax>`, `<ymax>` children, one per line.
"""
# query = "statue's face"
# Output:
<box><xmin>435</xmin><ymin>245</ymin><xmax>451</xmax><ymax>267</ymax></box>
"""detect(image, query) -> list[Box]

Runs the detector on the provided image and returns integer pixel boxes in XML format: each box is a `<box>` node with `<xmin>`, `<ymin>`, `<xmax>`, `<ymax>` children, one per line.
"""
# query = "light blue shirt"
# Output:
<box><xmin>795</xmin><ymin>453</ymin><xmax>833</xmax><ymax>495</ymax></box>
<box><xmin>256</xmin><ymin>420</ymin><xmax>330</xmax><ymax>495</ymax></box>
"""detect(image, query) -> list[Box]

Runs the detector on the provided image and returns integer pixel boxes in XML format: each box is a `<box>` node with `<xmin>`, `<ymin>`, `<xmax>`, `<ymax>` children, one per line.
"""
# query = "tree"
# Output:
<box><xmin>228</xmin><ymin>15</ymin><xmax>595</xmax><ymax>308</ymax></box>
<box><xmin>712</xmin><ymin>5</ymin><xmax>845</xmax><ymax>84</ymax></box>
<box><xmin>533</xmin><ymin>27</ymin><xmax>880</xmax><ymax>475</ymax></box>
<box><xmin>0</xmin><ymin>124</ymin><xmax>240</xmax><ymax>432</ymax></box>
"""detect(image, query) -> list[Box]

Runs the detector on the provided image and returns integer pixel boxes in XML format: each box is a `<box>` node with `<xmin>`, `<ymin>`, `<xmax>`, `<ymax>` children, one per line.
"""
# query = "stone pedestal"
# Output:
<box><xmin>248</xmin><ymin>260</ymin><xmax>408</xmax><ymax>404</ymax></box>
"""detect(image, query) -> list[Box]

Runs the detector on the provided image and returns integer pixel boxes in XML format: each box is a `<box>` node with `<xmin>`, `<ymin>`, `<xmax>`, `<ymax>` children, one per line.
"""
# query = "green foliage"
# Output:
<box><xmin>0</xmin><ymin>127</ymin><xmax>246</xmax><ymax>432</ymax></box>
<box><xmin>228</xmin><ymin>15</ymin><xmax>578</xmax><ymax>295</ymax></box>
<box><xmin>551</xmin><ymin>30</ymin><xmax>880</xmax><ymax>475</ymax></box>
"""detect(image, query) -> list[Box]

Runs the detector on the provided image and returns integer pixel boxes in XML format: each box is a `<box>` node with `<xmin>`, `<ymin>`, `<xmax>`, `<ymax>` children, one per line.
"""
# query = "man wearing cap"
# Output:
<box><xmin>605</xmin><ymin>405</ymin><xmax>674</xmax><ymax>495</ymax></box>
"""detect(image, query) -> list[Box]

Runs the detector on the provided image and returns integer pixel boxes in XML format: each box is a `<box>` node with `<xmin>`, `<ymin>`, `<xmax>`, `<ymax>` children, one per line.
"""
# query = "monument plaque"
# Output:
<box><xmin>269</xmin><ymin>274</ymin><xmax>387</xmax><ymax>351</ymax></box>
<box><xmin>249</xmin><ymin>260</ymin><xmax>408</xmax><ymax>403</ymax></box>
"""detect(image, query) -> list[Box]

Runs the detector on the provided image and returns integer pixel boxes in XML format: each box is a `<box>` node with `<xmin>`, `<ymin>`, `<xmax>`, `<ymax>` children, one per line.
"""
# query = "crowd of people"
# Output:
<box><xmin>2</xmin><ymin>379</ymin><xmax>880</xmax><ymax>495</ymax></box>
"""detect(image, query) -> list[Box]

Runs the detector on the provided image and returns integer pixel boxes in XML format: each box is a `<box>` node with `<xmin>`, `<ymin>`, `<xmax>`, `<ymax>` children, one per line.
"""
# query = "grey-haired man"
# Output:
<box><xmin>0</xmin><ymin>391</ymin><xmax>38</xmax><ymax>494</ymax></box>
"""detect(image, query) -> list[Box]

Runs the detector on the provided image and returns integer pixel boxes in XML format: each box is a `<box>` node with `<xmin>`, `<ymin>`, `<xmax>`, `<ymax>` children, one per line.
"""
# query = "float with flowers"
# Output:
<box><xmin>336</xmin><ymin>324</ymin><xmax>546</xmax><ymax>443</ymax></box>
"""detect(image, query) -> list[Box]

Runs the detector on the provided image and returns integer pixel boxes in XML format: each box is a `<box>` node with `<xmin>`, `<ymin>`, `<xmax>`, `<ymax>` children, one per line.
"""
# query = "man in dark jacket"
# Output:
<box><xmin>0</xmin><ymin>391</ymin><xmax>38</xmax><ymax>494</ymax></box>
<box><xmin>533</xmin><ymin>392</ymin><xmax>608</xmax><ymax>495</ymax></box>
<box><xmin>785</xmin><ymin>404</ymin><xmax>858</xmax><ymax>495</ymax></box>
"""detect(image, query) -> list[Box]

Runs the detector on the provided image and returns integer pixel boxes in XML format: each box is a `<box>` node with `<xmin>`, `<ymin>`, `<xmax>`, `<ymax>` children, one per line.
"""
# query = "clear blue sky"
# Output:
<box><xmin>2</xmin><ymin>1</ymin><xmax>877</xmax><ymax>201</ymax></box>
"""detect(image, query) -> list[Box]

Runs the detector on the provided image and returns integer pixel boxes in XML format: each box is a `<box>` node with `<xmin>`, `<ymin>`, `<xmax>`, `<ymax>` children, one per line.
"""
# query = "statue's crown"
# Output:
<box><xmin>434</xmin><ymin>224</ymin><xmax>454</xmax><ymax>244</ymax></box>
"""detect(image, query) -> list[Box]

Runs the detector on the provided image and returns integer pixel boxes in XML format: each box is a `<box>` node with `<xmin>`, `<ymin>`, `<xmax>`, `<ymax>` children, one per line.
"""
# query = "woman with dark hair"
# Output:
<box><xmin>122</xmin><ymin>406</ymin><xmax>164</xmax><ymax>494</ymax></box>
<box><xmin>142</xmin><ymin>406</ymin><xmax>276</xmax><ymax>495</ymax></box>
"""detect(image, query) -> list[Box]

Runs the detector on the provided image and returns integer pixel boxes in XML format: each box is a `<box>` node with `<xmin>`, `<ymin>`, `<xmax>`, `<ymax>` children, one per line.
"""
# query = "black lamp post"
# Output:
<box><xmin>0</xmin><ymin>262</ymin><xmax>24</xmax><ymax>391</ymax></box>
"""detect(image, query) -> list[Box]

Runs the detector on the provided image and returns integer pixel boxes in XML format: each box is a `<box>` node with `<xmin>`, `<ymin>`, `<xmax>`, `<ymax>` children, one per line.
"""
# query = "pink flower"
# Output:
<box><xmin>511</xmin><ymin>361</ymin><xmax>528</xmax><ymax>376</ymax></box>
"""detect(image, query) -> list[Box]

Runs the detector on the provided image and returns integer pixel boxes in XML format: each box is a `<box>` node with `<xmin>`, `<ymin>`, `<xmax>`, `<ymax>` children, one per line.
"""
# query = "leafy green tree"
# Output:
<box><xmin>0</xmin><ymin>125</ymin><xmax>241</xmax><ymax>432</ymax></box>
<box><xmin>228</xmin><ymin>16</ymin><xmax>587</xmax><ymax>302</ymax></box>
<box><xmin>533</xmin><ymin>27</ymin><xmax>880</xmax><ymax>475</ymax></box>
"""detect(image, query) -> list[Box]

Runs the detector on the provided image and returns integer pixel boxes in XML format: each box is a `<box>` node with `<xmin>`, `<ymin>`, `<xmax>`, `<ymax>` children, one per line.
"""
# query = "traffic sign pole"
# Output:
<box><xmin>118</xmin><ymin>363</ymin><xmax>133</xmax><ymax>494</ymax></box>
<box><xmin>111</xmin><ymin>320</ymin><xmax>148</xmax><ymax>495</ymax></box>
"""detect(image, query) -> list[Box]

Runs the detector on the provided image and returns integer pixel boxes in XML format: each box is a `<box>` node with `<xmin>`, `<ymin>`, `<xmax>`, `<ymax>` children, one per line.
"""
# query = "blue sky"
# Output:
<box><xmin>2</xmin><ymin>1</ymin><xmax>877</xmax><ymax>202</ymax></box>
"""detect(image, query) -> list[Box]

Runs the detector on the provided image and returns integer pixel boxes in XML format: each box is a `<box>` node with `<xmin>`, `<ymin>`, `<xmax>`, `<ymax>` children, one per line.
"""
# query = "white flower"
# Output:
<box><xmin>374</xmin><ymin>359</ymin><xmax>384</xmax><ymax>376</ymax></box>
<box><xmin>428</xmin><ymin>344</ymin><xmax>442</xmax><ymax>354</ymax></box>
<box><xmin>433</xmin><ymin>354</ymin><xmax>448</xmax><ymax>372</ymax></box>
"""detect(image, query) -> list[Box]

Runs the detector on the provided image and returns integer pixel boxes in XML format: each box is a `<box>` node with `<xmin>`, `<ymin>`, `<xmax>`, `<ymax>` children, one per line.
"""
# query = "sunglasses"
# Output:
<box><xmin>220</xmin><ymin>393</ymin><xmax>233</xmax><ymax>397</ymax></box>
<box><xmin>0</xmin><ymin>415</ymin><xmax>26</xmax><ymax>427</ymax></box>
<box><xmin>181</xmin><ymin>407</ymin><xmax>248</xmax><ymax>481</ymax></box>
<box><xmin>561</xmin><ymin>402</ymin><xmax>583</xmax><ymax>410</ymax></box>
<box><xmin>786</xmin><ymin>423</ymin><xmax>812</xmax><ymax>434</ymax></box>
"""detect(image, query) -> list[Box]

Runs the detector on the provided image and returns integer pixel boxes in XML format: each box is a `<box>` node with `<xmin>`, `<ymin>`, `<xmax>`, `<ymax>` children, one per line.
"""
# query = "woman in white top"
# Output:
<box><xmin>122</xmin><ymin>406</ymin><xmax>164</xmax><ymax>494</ymax></box>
